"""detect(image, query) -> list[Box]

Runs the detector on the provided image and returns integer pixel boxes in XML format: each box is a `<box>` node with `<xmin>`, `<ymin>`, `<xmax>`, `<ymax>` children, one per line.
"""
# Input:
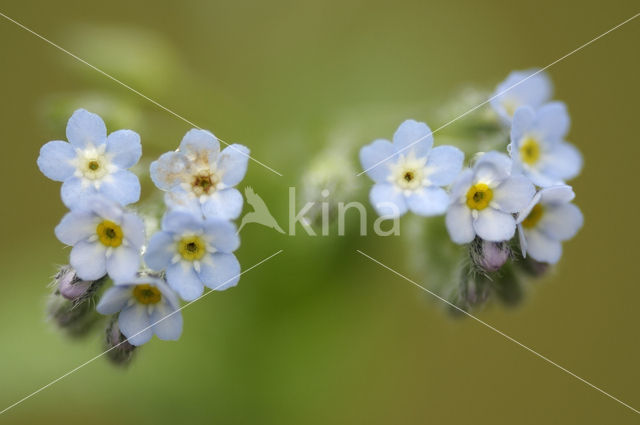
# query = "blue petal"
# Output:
<box><xmin>179</xmin><ymin>129</ymin><xmax>220</xmax><ymax>162</ymax></box>
<box><xmin>121</xmin><ymin>212</ymin><xmax>145</xmax><ymax>249</ymax></box>
<box><xmin>55</xmin><ymin>211</ymin><xmax>97</xmax><ymax>245</ymax></box>
<box><xmin>99</xmin><ymin>170</ymin><xmax>141</xmax><ymax>206</ymax></box>
<box><xmin>369</xmin><ymin>183</ymin><xmax>407</xmax><ymax>217</ymax></box>
<box><xmin>70</xmin><ymin>240</ymin><xmax>107</xmax><ymax>280</ymax></box>
<box><xmin>359</xmin><ymin>139</ymin><xmax>395</xmax><ymax>183</ymax></box>
<box><xmin>144</xmin><ymin>231</ymin><xmax>176</xmax><ymax>271</ymax></box>
<box><xmin>166</xmin><ymin>262</ymin><xmax>204</xmax><ymax>301</ymax></box>
<box><xmin>407</xmin><ymin>187</ymin><xmax>449</xmax><ymax>216</ymax></box>
<box><xmin>445</xmin><ymin>203</ymin><xmax>475</xmax><ymax>244</ymax></box>
<box><xmin>473</xmin><ymin>208</ymin><xmax>516</xmax><ymax>242</ymax></box>
<box><xmin>491</xmin><ymin>70</ymin><xmax>552</xmax><ymax>122</ymax></box>
<box><xmin>539</xmin><ymin>142</ymin><xmax>583</xmax><ymax>183</ymax></box>
<box><xmin>199</xmin><ymin>253</ymin><xmax>241</xmax><ymax>291</ymax></box>
<box><xmin>426</xmin><ymin>145</ymin><xmax>464</xmax><ymax>186</ymax></box>
<box><xmin>106</xmin><ymin>129</ymin><xmax>142</xmax><ymax>168</ymax></box>
<box><xmin>96</xmin><ymin>286</ymin><xmax>132</xmax><ymax>315</ymax></box>
<box><xmin>522</xmin><ymin>229</ymin><xmax>562</xmax><ymax>264</ymax></box>
<box><xmin>203</xmin><ymin>218</ymin><xmax>239</xmax><ymax>252</ymax></box>
<box><xmin>61</xmin><ymin>176</ymin><xmax>97</xmax><ymax>209</ymax></box>
<box><xmin>119</xmin><ymin>304</ymin><xmax>153</xmax><ymax>346</ymax></box>
<box><xmin>161</xmin><ymin>210</ymin><xmax>204</xmax><ymax>234</ymax></box>
<box><xmin>106</xmin><ymin>246</ymin><xmax>140</xmax><ymax>283</ymax></box>
<box><xmin>449</xmin><ymin>169</ymin><xmax>473</xmax><ymax>200</ymax></box>
<box><xmin>154</xmin><ymin>279</ymin><xmax>181</xmax><ymax>309</ymax></box>
<box><xmin>37</xmin><ymin>141</ymin><xmax>76</xmax><ymax>181</ymax></box>
<box><xmin>534</xmin><ymin>101</ymin><xmax>570</xmax><ymax>141</ymax></box>
<box><xmin>201</xmin><ymin>188</ymin><xmax>243</xmax><ymax>220</ymax></box>
<box><xmin>66</xmin><ymin>109</ymin><xmax>107</xmax><ymax>148</ymax></box>
<box><xmin>538</xmin><ymin>203</ymin><xmax>583</xmax><ymax>241</ymax></box>
<box><xmin>392</xmin><ymin>120</ymin><xmax>433</xmax><ymax>157</ymax></box>
<box><xmin>150</xmin><ymin>151</ymin><xmax>188</xmax><ymax>191</ymax></box>
<box><xmin>510</xmin><ymin>106</ymin><xmax>536</xmax><ymax>145</ymax></box>
<box><xmin>492</xmin><ymin>175</ymin><xmax>536</xmax><ymax>214</ymax></box>
<box><xmin>150</xmin><ymin>304</ymin><xmax>183</xmax><ymax>341</ymax></box>
<box><xmin>165</xmin><ymin>191</ymin><xmax>203</xmax><ymax>216</ymax></box>
<box><xmin>218</xmin><ymin>144</ymin><xmax>250</xmax><ymax>187</ymax></box>
<box><xmin>539</xmin><ymin>185</ymin><xmax>575</xmax><ymax>205</ymax></box>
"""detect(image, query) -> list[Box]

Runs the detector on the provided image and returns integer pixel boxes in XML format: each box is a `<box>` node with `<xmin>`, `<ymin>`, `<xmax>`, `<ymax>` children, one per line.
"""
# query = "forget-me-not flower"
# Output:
<box><xmin>446</xmin><ymin>152</ymin><xmax>535</xmax><ymax>244</ymax></box>
<box><xmin>97</xmin><ymin>276</ymin><xmax>182</xmax><ymax>346</ymax></box>
<box><xmin>490</xmin><ymin>69</ymin><xmax>552</xmax><ymax>123</ymax></box>
<box><xmin>360</xmin><ymin>120</ymin><xmax>464</xmax><ymax>217</ymax></box>
<box><xmin>144</xmin><ymin>211</ymin><xmax>241</xmax><ymax>301</ymax></box>
<box><xmin>510</xmin><ymin>102</ymin><xmax>582</xmax><ymax>187</ymax></box>
<box><xmin>517</xmin><ymin>185</ymin><xmax>583</xmax><ymax>264</ymax></box>
<box><xmin>150</xmin><ymin>129</ymin><xmax>249</xmax><ymax>220</ymax></box>
<box><xmin>55</xmin><ymin>195</ymin><xmax>145</xmax><ymax>282</ymax></box>
<box><xmin>37</xmin><ymin>109</ymin><xmax>142</xmax><ymax>208</ymax></box>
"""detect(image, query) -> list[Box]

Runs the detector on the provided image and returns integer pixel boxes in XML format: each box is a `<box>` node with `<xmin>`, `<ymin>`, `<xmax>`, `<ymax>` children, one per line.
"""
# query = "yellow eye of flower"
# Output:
<box><xmin>178</xmin><ymin>236</ymin><xmax>206</xmax><ymax>261</ymax></box>
<box><xmin>466</xmin><ymin>183</ymin><xmax>493</xmax><ymax>210</ymax></box>
<box><xmin>520</xmin><ymin>137</ymin><xmax>541</xmax><ymax>165</ymax></box>
<box><xmin>133</xmin><ymin>284</ymin><xmax>162</xmax><ymax>305</ymax></box>
<box><xmin>403</xmin><ymin>171</ymin><xmax>415</xmax><ymax>182</ymax></box>
<box><xmin>96</xmin><ymin>220</ymin><xmax>123</xmax><ymax>247</ymax></box>
<box><xmin>521</xmin><ymin>204</ymin><xmax>545</xmax><ymax>229</ymax></box>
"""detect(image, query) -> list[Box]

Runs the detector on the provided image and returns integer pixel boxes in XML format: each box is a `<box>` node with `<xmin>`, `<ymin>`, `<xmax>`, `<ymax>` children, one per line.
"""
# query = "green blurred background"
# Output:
<box><xmin>1</xmin><ymin>0</ymin><xmax>639</xmax><ymax>423</ymax></box>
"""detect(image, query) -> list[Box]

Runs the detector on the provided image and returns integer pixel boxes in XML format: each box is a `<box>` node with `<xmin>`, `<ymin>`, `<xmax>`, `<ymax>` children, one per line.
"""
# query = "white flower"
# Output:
<box><xmin>359</xmin><ymin>120</ymin><xmax>464</xmax><ymax>217</ymax></box>
<box><xmin>517</xmin><ymin>185</ymin><xmax>583</xmax><ymax>264</ymax></box>
<box><xmin>55</xmin><ymin>195</ymin><xmax>145</xmax><ymax>281</ymax></box>
<box><xmin>150</xmin><ymin>129</ymin><xmax>249</xmax><ymax>220</ymax></box>
<box><xmin>144</xmin><ymin>211</ymin><xmax>241</xmax><ymax>301</ymax></box>
<box><xmin>446</xmin><ymin>152</ymin><xmax>535</xmax><ymax>244</ymax></box>
<box><xmin>490</xmin><ymin>69</ymin><xmax>553</xmax><ymax>123</ymax></box>
<box><xmin>97</xmin><ymin>276</ymin><xmax>182</xmax><ymax>346</ymax></box>
<box><xmin>37</xmin><ymin>109</ymin><xmax>142</xmax><ymax>208</ymax></box>
<box><xmin>510</xmin><ymin>102</ymin><xmax>582</xmax><ymax>187</ymax></box>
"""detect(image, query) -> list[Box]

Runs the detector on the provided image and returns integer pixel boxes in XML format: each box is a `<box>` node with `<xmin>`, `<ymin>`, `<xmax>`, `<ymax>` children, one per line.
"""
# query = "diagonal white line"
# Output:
<box><xmin>357</xmin><ymin>12</ymin><xmax>640</xmax><ymax>177</ymax></box>
<box><xmin>0</xmin><ymin>11</ymin><xmax>283</xmax><ymax>177</ymax></box>
<box><xmin>356</xmin><ymin>249</ymin><xmax>640</xmax><ymax>415</ymax></box>
<box><xmin>0</xmin><ymin>249</ymin><xmax>284</xmax><ymax>416</ymax></box>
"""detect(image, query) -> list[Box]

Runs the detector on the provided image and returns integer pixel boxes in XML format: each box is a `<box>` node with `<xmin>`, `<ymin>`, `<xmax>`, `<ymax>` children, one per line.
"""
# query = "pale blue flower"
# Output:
<box><xmin>360</xmin><ymin>120</ymin><xmax>464</xmax><ymax>218</ymax></box>
<box><xmin>510</xmin><ymin>102</ymin><xmax>582</xmax><ymax>187</ymax></box>
<box><xmin>97</xmin><ymin>276</ymin><xmax>182</xmax><ymax>346</ymax></box>
<box><xmin>490</xmin><ymin>69</ymin><xmax>553</xmax><ymax>123</ymax></box>
<box><xmin>446</xmin><ymin>152</ymin><xmax>535</xmax><ymax>244</ymax></box>
<box><xmin>144</xmin><ymin>211</ymin><xmax>241</xmax><ymax>301</ymax></box>
<box><xmin>150</xmin><ymin>129</ymin><xmax>249</xmax><ymax>220</ymax></box>
<box><xmin>517</xmin><ymin>185</ymin><xmax>583</xmax><ymax>264</ymax></box>
<box><xmin>55</xmin><ymin>196</ymin><xmax>145</xmax><ymax>282</ymax></box>
<box><xmin>37</xmin><ymin>109</ymin><xmax>142</xmax><ymax>208</ymax></box>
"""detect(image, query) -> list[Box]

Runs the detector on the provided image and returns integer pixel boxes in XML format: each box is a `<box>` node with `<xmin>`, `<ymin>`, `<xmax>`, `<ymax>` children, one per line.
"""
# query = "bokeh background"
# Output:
<box><xmin>1</xmin><ymin>1</ymin><xmax>639</xmax><ymax>423</ymax></box>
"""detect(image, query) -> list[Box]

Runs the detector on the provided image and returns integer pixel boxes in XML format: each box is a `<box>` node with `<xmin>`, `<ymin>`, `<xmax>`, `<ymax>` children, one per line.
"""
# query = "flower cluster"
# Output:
<box><xmin>38</xmin><ymin>110</ymin><xmax>249</xmax><ymax>362</ymax></box>
<box><xmin>360</xmin><ymin>69</ymin><xmax>584</xmax><ymax>310</ymax></box>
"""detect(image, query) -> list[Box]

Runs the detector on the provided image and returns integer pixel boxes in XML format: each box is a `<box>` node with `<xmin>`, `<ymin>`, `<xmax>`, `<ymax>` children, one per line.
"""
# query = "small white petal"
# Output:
<box><xmin>473</xmin><ymin>208</ymin><xmax>516</xmax><ymax>242</ymax></box>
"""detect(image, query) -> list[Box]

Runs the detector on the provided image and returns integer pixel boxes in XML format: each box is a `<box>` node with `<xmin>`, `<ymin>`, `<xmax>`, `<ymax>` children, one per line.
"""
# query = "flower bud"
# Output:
<box><xmin>56</xmin><ymin>266</ymin><xmax>93</xmax><ymax>301</ymax></box>
<box><xmin>105</xmin><ymin>318</ymin><xmax>137</xmax><ymax>366</ymax></box>
<box><xmin>47</xmin><ymin>295</ymin><xmax>100</xmax><ymax>337</ymax></box>
<box><xmin>53</xmin><ymin>265</ymin><xmax>105</xmax><ymax>304</ymax></box>
<box><xmin>470</xmin><ymin>238</ymin><xmax>511</xmax><ymax>273</ymax></box>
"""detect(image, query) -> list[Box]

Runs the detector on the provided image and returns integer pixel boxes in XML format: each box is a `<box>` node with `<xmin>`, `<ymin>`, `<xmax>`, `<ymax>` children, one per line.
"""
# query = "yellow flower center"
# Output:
<box><xmin>132</xmin><ymin>284</ymin><xmax>162</xmax><ymax>305</ymax></box>
<box><xmin>466</xmin><ymin>183</ymin><xmax>493</xmax><ymax>210</ymax></box>
<box><xmin>191</xmin><ymin>172</ymin><xmax>218</xmax><ymax>196</ymax></box>
<box><xmin>96</xmin><ymin>220</ymin><xmax>123</xmax><ymax>247</ymax></box>
<box><xmin>178</xmin><ymin>235</ymin><xmax>207</xmax><ymax>261</ymax></box>
<box><xmin>521</xmin><ymin>204</ymin><xmax>545</xmax><ymax>229</ymax></box>
<box><xmin>520</xmin><ymin>137</ymin><xmax>541</xmax><ymax>165</ymax></box>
